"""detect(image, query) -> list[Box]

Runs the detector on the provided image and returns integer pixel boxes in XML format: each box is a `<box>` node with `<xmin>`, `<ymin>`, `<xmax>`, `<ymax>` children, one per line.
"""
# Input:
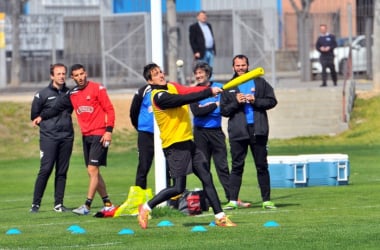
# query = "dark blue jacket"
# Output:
<box><xmin>316</xmin><ymin>33</ymin><xmax>337</xmax><ymax>60</ymax></box>
<box><xmin>31</xmin><ymin>82</ymin><xmax>74</xmax><ymax>140</ymax></box>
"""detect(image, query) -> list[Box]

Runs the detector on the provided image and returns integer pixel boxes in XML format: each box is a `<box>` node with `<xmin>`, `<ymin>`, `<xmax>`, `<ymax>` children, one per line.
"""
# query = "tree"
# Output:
<box><xmin>9</xmin><ymin>0</ymin><xmax>24</xmax><ymax>87</ymax></box>
<box><xmin>374</xmin><ymin>0</ymin><xmax>380</xmax><ymax>91</ymax></box>
<box><xmin>166</xmin><ymin>0</ymin><xmax>178</xmax><ymax>82</ymax></box>
<box><xmin>289</xmin><ymin>0</ymin><xmax>314</xmax><ymax>82</ymax></box>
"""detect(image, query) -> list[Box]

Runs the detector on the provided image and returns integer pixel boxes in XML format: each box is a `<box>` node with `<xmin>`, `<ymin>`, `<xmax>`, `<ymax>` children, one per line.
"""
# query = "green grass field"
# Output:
<box><xmin>1</xmin><ymin>96</ymin><xmax>380</xmax><ymax>249</ymax></box>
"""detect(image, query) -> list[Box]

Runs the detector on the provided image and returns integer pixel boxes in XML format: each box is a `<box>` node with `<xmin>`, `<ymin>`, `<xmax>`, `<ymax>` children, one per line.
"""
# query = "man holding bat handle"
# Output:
<box><xmin>220</xmin><ymin>54</ymin><xmax>278</xmax><ymax>210</ymax></box>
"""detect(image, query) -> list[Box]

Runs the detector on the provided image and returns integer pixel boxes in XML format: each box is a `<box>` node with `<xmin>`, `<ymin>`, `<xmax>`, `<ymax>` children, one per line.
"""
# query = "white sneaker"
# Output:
<box><xmin>54</xmin><ymin>204</ymin><xmax>69</xmax><ymax>212</ymax></box>
<box><xmin>101</xmin><ymin>204</ymin><xmax>115</xmax><ymax>212</ymax></box>
<box><xmin>72</xmin><ymin>205</ymin><xmax>90</xmax><ymax>215</ymax></box>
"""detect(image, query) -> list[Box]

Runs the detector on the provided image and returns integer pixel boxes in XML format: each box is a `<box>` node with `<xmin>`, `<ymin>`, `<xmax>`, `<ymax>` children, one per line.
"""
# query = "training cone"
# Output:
<box><xmin>264</xmin><ymin>221</ymin><xmax>280</xmax><ymax>227</ymax></box>
<box><xmin>6</xmin><ymin>228</ymin><xmax>21</xmax><ymax>235</ymax></box>
<box><xmin>157</xmin><ymin>220</ymin><xmax>174</xmax><ymax>227</ymax></box>
<box><xmin>67</xmin><ymin>225</ymin><xmax>82</xmax><ymax>231</ymax></box>
<box><xmin>191</xmin><ymin>225</ymin><xmax>207</xmax><ymax>232</ymax></box>
<box><xmin>118</xmin><ymin>228</ymin><xmax>135</xmax><ymax>235</ymax></box>
<box><xmin>209</xmin><ymin>221</ymin><xmax>216</xmax><ymax>227</ymax></box>
<box><xmin>71</xmin><ymin>227</ymin><xmax>86</xmax><ymax>234</ymax></box>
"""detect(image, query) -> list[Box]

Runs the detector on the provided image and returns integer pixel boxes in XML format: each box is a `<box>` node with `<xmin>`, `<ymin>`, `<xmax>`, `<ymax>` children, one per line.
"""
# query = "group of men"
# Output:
<box><xmin>30</xmin><ymin>63</ymin><xmax>116</xmax><ymax>215</ymax></box>
<box><xmin>132</xmin><ymin>54</ymin><xmax>277</xmax><ymax>229</ymax></box>
<box><xmin>29</xmin><ymin>10</ymin><xmax>278</xmax><ymax>230</ymax></box>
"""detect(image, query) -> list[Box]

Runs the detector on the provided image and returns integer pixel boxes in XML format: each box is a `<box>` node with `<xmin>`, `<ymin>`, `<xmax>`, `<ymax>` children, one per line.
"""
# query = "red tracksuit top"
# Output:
<box><xmin>70</xmin><ymin>81</ymin><xmax>115</xmax><ymax>136</ymax></box>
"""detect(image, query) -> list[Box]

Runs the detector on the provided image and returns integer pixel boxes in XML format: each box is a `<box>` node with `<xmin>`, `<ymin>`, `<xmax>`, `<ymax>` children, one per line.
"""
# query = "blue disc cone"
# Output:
<box><xmin>157</xmin><ymin>220</ymin><xmax>174</xmax><ymax>227</ymax></box>
<box><xmin>209</xmin><ymin>221</ymin><xmax>216</xmax><ymax>227</ymax></box>
<box><xmin>264</xmin><ymin>221</ymin><xmax>280</xmax><ymax>227</ymax></box>
<box><xmin>191</xmin><ymin>225</ymin><xmax>207</xmax><ymax>232</ymax></box>
<box><xmin>118</xmin><ymin>228</ymin><xmax>135</xmax><ymax>235</ymax></box>
<box><xmin>67</xmin><ymin>225</ymin><xmax>82</xmax><ymax>231</ymax></box>
<box><xmin>71</xmin><ymin>228</ymin><xmax>86</xmax><ymax>234</ymax></box>
<box><xmin>6</xmin><ymin>228</ymin><xmax>21</xmax><ymax>235</ymax></box>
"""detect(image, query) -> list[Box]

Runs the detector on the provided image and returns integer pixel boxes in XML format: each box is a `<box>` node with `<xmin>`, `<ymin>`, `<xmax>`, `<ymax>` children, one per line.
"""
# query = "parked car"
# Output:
<box><xmin>310</xmin><ymin>35</ymin><xmax>370</xmax><ymax>75</ymax></box>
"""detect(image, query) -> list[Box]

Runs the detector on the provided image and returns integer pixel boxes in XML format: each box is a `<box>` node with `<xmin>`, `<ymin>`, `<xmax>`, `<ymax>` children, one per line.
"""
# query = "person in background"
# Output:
<box><xmin>33</xmin><ymin>64</ymin><xmax>116</xmax><ymax>216</ymax></box>
<box><xmin>30</xmin><ymin>63</ymin><xmax>74</xmax><ymax>213</ymax></box>
<box><xmin>189</xmin><ymin>10</ymin><xmax>216</xmax><ymax>67</ymax></box>
<box><xmin>316</xmin><ymin>24</ymin><xmax>338</xmax><ymax>87</ymax></box>
<box><xmin>220</xmin><ymin>54</ymin><xmax>277</xmax><ymax>210</ymax></box>
<box><xmin>137</xmin><ymin>63</ymin><xmax>236</xmax><ymax>229</ymax></box>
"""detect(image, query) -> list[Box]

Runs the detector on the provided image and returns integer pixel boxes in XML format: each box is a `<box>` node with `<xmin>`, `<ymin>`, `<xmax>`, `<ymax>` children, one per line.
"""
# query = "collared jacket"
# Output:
<box><xmin>189</xmin><ymin>22</ymin><xmax>216</xmax><ymax>58</ymax></box>
<box><xmin>31</xmin><ymin>82</ymin><xmax>74</xmax><ymax>140</ymax></box>
<box><xmin>220</xmin><ymin>77</ymin><xmax>277</xmax><ymax>141</ymax></box>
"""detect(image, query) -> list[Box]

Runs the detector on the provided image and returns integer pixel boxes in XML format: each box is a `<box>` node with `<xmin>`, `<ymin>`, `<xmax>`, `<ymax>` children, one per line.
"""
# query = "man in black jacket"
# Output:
<box><xmin>189</xmin><ymin>10</ymin><xmax>216</xmax><ymax>67</ymax></box>
<box><xmin>316</xmin><ymin>24</ymin><xmax>337</xmax><ymax>87</ymax></box>
<box><xmin>30</xmin><ymin>63</ymin><xmax>74</xmax><ymax>213</ymax></box>
<box><xmin>220</xmin><ymin>55</ymin><xmax>277</xmax><ymax>210</ymax></box>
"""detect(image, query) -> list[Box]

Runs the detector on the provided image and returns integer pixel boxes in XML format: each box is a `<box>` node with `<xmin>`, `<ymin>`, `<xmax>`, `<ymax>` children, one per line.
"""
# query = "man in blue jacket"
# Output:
<box><xmin>190</xmin><ymin>62</ymin><xmax>230</xmax><ymax>201</ymax></box>
<box><xmin>220</xmin><ymin>55</ymin><xmax>277</xmax><ymax>210</ymax></box>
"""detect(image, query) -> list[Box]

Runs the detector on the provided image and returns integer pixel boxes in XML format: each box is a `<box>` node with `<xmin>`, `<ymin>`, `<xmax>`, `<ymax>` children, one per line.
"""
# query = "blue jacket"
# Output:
<box><xmin>130</xmin><ymin>84</ymin><xmax>154</xmax><ymax>133</ymax></box>
<box><xmin>190</xmin><ymin>81</ymin><xmax>223</xmax><ymax>128</ymax></box>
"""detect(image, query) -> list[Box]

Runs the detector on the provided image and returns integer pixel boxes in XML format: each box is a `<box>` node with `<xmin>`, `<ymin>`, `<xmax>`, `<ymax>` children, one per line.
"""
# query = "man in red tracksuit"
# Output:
<box><xmin>34</xmin><ymin>64</ymin><xmax>116</xmax><ymax>216</ymax></box>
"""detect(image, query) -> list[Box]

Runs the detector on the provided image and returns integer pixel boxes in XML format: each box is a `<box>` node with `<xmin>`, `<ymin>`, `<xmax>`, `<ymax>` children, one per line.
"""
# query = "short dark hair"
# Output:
<box><xmin>70</xmin><ymin>64</ymin><xmax>85</xmax><ymax>75</ymax></box>
<box><xmin>193</xmin><ymin>61</ymin><xmax>213</xmax><ymax>79</ymax></box>
<box><xmin>232</xmin><ymin>54</ymin><xmax>249</xmax><ymax>66</ymax></box>
<box><xmin>197</xmin><ymin>10</ymin><xmax>207</xmax><ymax>16</ymax></box>
<box><xmin>143</xmin><ymin>63</ymin><xmax>160</xmax><ymax>81</ymax></box>
<box><xmin>50</xmin><ymin>63</ymin><xmax>67</xmax><ymax>76</ymax></box>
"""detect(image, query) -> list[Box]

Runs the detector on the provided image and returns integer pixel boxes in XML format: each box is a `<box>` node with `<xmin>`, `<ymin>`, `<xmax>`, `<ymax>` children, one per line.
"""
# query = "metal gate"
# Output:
<box><xmin>101</xmin><ymin>13</ymin><xmax>151</xmax><ymax>87</ymax></box>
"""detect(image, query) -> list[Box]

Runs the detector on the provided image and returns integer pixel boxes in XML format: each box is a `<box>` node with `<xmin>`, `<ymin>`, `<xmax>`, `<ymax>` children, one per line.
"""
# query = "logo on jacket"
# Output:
<box><xmin>77</xmin><ymin>106</ymin><xmax>94</xmax><ymax>114</ymax></box>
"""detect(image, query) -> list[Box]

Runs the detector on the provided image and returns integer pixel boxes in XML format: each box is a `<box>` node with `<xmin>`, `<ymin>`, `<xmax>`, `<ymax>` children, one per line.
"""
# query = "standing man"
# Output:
<box><xmin>189</xmin><ymin>61</ymin><xmax>231</xmax><ymax>202</ymax></box>
<box><xmin>130</xmin><ymin>84</ymin><xmax>171</xmax><ymax>189</ymax></box>
<box><xmin>34</xmin><ymin>64</ymin><xmax>116</xmax><ymax>215</ymax></box>
<box><xmin>137</xmin><ymin>63</ymin><xmax>236</xmax><ymax>229</ymax></box>
<box><xmin>130</xmin><ymin>84</ymin><xmax>155</xmax><ymax>189</ymax></box>
<box><xmin>189</xmin><ymin>10</ymin><xmax>216</xmax><ymax>67</ymax></box>
<box><xmin>316</xmin><ymin>24</ymin><xmax>338</xmax><ymax>87</ymax></box>
<box><xmin>220</xmin><ymin>55</ymin><xmax>277</xmax><ymax>210</ymax></box>
<box><xmin>30</xmin><ymin>63</ymin><xmax>74</xmax><ymax>213</ymax></box>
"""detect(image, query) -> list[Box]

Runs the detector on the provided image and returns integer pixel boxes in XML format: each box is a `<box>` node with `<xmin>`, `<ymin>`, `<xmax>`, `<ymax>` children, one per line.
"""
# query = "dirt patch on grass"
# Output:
<box><xmin>356</xmin><ymin>90</ymin><xmax>380</xmax><ymax>99</ymax></box>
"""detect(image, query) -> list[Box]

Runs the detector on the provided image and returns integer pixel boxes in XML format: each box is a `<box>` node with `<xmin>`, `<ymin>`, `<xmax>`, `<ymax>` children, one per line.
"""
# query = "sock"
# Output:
<box><xmin>143</xmin><ymin>202</ymin><xmax>152</xmax><ymax>211</ymax></box>
<box><xmin>102</xmin><ymin>196</ymin><xmax>112</xmax><ymax>206</ymax></box>
<box><xmin>85</xmin><ymin>198</ymin><xmax>93</xmax><ymax>208</ymax></box>
<box><xmin>229</xmin><ymin>200</ymin><xmax>238</xmax><ymax>205</ymax></box>
<box><xmin>215</xmin><ymin>212</ymin><xmax>225</xmax><ymax>220</ymax></box>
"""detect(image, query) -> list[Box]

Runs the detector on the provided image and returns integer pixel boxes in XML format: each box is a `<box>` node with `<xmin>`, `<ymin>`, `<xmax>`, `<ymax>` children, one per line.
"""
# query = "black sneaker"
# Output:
<box><xmin>30</xmin><ymin>204</ymin><xmax>39</xmax><ymax>213</ymax></box>
<box><xmin>54</xmin><ymin>204</ymin><xmax>69</xmax><ymax>212</ymax></box>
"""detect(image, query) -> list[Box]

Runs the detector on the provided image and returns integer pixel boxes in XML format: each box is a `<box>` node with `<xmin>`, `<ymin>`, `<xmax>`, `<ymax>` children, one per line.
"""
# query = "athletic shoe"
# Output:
<box><xmin>137</xmin><ymin>205</ymin><xmax>150</xmax><ymax>229</ymax></box>
<box><xmin>223</xmin><ymin>201</ymin><xmax>238</xmax><ymax>210</ymax></box>
<box><xmin>30</xmin><ymin>204</ymin><xmax>39</xmax><ymax>213</ymax></box>
<box><xmin>215</xmin><ymin>216</ymin><xmax>237</xmax><ymax>227</ymax></box>
<box><xmin>237</xmin><ymin>199</ymin><xmax>251</xmax><ymax>208</ymax></box>
<box><xmin>100</xmin><ymin>204</ymin><xmax>115</xmax><ymax>212</ymax></box>
<box><xmin>53</xmin><ymin>204</ymin><xmax>69</xmax><ymax>212</ymax></box>
<box><xmin>262</xmin><ymin>201</ymin><xmax>277</xmax><ymax>209</ymax></box>
<box><xmin>72</xmin><ymin>204</ymin><xmax>90</xmax><ymax>215</ymax></box>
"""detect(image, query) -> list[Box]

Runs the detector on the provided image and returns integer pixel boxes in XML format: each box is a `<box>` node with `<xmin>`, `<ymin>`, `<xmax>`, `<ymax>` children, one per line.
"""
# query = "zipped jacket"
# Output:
<box><xmin>31</xmin><ymin>82</ymin><xmax>74</xmax><ymax>140</ymax></box>
<box><xmin>220</xmin><ymin>77</ymin><xmax>277</xmax><ymax>141</ymax></box>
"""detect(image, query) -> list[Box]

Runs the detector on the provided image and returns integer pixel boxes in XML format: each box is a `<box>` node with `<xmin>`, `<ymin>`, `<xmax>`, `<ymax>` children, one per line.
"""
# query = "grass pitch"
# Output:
<box><xmin>1</xmin><ymin>95</ymin><xmax>380</xmax><ymax>249</ymax></box>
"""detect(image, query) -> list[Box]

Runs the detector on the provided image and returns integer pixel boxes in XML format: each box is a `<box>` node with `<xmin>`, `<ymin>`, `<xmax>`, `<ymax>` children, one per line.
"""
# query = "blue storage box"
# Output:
<box><xmin>268</xmin><ymin>156</ymin><xmax>308</xmax><ymax>188</ymax></box>
<box><xmin>268</xmin><ymin>154</ymin><xmax>350</xmax><ymax>188</ymax></box>
<box><xmin>299</xmin><ymin>154</ymin><xmax>350</xmax><ymax>186</ymax></box>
